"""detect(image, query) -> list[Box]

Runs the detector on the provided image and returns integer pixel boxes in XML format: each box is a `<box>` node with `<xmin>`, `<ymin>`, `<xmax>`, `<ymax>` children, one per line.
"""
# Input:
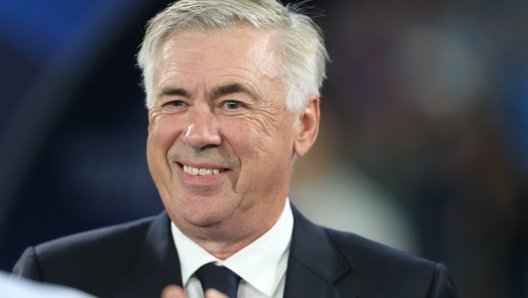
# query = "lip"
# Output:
<box><xmin>178</xmin><ymin>161</ymin><xmax>227</xmax><ymax>170</ymax></box>
<box><xmin>175</xmin><ymin>162</ymin><xmax>229</xmax><ymax>185</ymax></box>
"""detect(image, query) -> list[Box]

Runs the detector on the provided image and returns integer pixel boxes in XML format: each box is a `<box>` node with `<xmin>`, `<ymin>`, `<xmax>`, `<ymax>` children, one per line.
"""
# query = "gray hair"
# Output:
<box><xmin>137</xmin><ymin>0</ymin><xmax>328</xmax><ymax>113</ymax></box>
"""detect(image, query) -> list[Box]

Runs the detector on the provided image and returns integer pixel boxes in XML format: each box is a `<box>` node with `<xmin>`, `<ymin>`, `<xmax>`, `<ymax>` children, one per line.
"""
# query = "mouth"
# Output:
<box><xmin>179</xmin><ymin>163</ymin><xmax>228</xmax><ymax>176</ymax></box>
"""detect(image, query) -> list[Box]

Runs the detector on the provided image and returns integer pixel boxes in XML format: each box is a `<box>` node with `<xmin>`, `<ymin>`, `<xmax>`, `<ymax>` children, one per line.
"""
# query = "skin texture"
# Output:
<box><xmin>147</xmin><ymin>27</ymin><xmax>320</xmax><ymax>259</ymax></box>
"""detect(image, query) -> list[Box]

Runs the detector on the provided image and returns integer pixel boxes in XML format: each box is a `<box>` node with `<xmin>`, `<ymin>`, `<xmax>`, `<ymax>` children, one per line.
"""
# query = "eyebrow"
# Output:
<box><xmin>158</xmin><ymin>88</ymin><xmax>191</xmax><ymax>98</ymax></box>
<box><xmin>157</xmin><ymin>83</ymin><xmax>254</xmax><ymax>100</ymax></box>
<box><xmin>210</xmin><ymin>83</ymin><xmax>253</xmax><ymax>98</ymax></box>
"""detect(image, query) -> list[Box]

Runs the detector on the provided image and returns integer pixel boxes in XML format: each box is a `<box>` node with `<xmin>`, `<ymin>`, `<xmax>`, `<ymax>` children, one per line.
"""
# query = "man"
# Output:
<box><xmin>13</xmin><ymin>0</ymin><xmax>458</xmax><ymax>297</ymax></box>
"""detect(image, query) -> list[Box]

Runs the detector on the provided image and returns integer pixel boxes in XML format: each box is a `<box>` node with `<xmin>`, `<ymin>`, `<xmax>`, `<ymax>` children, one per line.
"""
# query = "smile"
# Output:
<box><xmin>182</xmin><ymin>164</ymin><xmax>224</xmax><ymax>176</ymax></box>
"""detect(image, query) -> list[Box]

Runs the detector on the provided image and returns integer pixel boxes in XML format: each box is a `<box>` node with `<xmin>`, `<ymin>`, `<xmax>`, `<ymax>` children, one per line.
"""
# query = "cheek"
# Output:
<box><xmin>229</xmin><ymin>119</ymin><xmax>272</xmax><ymax>156</ymax></box>
<box><xmin>226</xmin><ymin>115</ymin><xmax>293</xmax><ymax>163</ymax></box>
<box><xmin>147</xmin><ymin>115</ymin><xmax>183</xmax><ymax>198</ymax></box>
<box><xmin>148</xmin><ymin>115</ymin><xmax>182</xmax><ymax>151</ymax></box>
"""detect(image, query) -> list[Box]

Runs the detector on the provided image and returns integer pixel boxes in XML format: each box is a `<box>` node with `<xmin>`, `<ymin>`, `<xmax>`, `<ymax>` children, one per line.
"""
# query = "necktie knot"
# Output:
<box><xmin>195</xmin><ymin>263</ymin><xmax>241</xmax><ymax>298</ymax></box>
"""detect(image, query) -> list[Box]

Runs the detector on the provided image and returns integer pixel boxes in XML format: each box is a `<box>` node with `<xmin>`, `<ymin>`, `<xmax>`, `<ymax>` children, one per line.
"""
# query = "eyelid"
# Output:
<box><xmin>159</xmin><ymin>99</ymin><xmax>189</xmax><ymax>111</ymax></box>
<box><xmin>163</xmin><ymin>99</ymin><xmax>187</xmax><ymax>106</ymax></box>
<box><xmin>222</xmin><ymin>99</ymin><xmax>246</xmax><ymax>109</ymax></box>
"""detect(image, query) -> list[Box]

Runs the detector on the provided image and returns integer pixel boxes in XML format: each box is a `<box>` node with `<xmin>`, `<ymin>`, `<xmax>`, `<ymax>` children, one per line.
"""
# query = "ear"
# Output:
<box><xmin>294</xmin><ymin>96</ymin><xmax>320</xmax><ymax>157</ymax></box>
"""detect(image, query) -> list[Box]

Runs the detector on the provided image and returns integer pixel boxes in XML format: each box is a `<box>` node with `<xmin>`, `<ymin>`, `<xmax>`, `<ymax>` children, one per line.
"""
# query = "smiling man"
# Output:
<box><xmin>13</xmin><ymin>1</ymin><xmax>458</xmax><ymax>297</ymax></box>
<box><xmin>146</xmin><ymin>26</ymin><xmax>315</xmax><ymax>260</ymax></box>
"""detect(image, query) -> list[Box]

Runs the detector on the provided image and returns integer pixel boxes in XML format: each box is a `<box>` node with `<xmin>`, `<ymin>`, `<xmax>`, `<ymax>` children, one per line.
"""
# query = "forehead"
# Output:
<box><xmin>155</xmin><ymin>27</ymin><xmax>281</xmax><ymax>76</ymax></box>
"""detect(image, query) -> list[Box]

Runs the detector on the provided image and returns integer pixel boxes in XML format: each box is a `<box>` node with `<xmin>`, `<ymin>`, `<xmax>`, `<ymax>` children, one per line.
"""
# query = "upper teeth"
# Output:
<box><xmin>183</xmin><ymin>165</ymin><xmax>221</xmax><ymax>176</ymax></box>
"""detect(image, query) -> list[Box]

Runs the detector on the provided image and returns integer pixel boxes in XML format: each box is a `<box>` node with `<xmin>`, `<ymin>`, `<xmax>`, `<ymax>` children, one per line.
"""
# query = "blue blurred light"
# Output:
<box><xmin>0</xmin><ymin>0</ymin><xmax>114</xmax><ymax>64</ymax></box>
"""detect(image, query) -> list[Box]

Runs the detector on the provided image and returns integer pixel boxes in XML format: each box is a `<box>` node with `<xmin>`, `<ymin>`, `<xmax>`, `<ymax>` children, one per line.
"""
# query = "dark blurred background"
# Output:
<box><xmin>0</xmin><ymin>0</ymin><xmax>527</xmax><ymax>297</ymax></box>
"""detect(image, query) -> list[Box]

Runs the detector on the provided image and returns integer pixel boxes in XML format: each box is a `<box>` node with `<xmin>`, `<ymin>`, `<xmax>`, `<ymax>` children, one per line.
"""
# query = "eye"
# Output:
<box><xmin>168</xmin><ymin>100</ymin><xmax>186</xmax><ymax>107</ymax></box>
<box><xmin>223</xmin><ymin>100</ymin><xmax>242</xmax><ymax>110</ymax></box>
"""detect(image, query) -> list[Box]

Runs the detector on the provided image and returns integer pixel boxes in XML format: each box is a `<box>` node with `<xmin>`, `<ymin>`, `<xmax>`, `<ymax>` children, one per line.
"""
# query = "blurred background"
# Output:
<box><xmin>0</xmin><ymin>0</ymin><xmax>526</xmax><ymax>297</ymax></box>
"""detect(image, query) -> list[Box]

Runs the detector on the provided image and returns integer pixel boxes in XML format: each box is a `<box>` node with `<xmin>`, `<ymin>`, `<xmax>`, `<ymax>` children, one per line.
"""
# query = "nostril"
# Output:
<box><xmin>200</xmin><ymin>144</ymin><xmax>219</xmax><ymax>150</ymax></box>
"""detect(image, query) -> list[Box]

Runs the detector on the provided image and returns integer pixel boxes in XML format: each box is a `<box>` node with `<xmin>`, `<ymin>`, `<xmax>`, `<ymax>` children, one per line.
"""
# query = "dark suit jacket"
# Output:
<box><xmin>13</xmin><ymin>207</ymin><xmax>458</xmax><ymax>298</ymax></box>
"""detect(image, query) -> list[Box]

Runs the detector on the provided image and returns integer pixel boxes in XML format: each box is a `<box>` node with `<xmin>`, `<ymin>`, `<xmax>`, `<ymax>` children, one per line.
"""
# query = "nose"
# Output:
<box><xmin>183</xmin><ymin>103</ymin><xmax>222</xmax><ymax>150</ymax></box>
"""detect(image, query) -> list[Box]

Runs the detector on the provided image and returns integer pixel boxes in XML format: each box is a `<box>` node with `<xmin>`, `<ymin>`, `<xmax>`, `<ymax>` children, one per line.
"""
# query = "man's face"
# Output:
<box><xmin>146</xmin><ymin>27</ymin><xmax>316</xmax><ymax>243</ymax></box>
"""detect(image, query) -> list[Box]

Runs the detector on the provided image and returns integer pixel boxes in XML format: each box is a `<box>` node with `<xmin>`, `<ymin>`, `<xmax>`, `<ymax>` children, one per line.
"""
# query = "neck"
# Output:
<box><xmin>191</xmin><ymin>236</ymin><xmax>260</xmax><ymax>260</ymax></box>
<box><xmin>186</xmin><ymin>199</ymin><xmax>286</xmax><ymax>260</ymax></box>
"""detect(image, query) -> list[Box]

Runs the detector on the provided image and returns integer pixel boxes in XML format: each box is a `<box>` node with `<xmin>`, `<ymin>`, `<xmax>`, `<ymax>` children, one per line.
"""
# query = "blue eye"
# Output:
<box><xmin>224</xmin><ymin>101</ymin><xmax>241</xmax><ymax>109</ymax></box>
<box><xmin>169</xmin><ymin>101</ymin><xmax>185</xmax><ymax>107</ymax></box>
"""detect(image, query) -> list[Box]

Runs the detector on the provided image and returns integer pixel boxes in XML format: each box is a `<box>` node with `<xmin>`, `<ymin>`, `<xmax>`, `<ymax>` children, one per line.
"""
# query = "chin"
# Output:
<box><xmin>182</xmin><ymin>210</ymin><xmax>230</xmax><ymax>229</ymax></box>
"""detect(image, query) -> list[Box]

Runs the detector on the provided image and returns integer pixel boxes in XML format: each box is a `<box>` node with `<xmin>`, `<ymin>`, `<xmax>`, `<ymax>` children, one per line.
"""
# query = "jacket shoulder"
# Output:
<box><xmin>324</xmin><ymin>227</ymin><xmax>435</xmax><ymax>268</ymax></box>
<box><xmin>12</xmin><ymin>214</ymin><xmax>163</xmax><ymax>295</ymax></box>
<box><xmin>322</xmin><ymin>227</ymin><xmax>458</xmax><ymax>297</ymax></box>
<box><xmin>35</xmin><ymin>215</ymin><xmax>157</xmax><ymax>259</ymax></box>
<box><xmin>288</xmin><ymin>206</ymin><xmax>458</xmax><ymax>297</ymax></box>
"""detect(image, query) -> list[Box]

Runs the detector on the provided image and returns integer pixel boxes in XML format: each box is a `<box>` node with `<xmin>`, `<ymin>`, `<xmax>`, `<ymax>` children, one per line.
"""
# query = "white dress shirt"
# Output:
<box><xmin>171</xmin><ymin>199</ymin><xmax>294</xmax><ymax>298</ymax></box>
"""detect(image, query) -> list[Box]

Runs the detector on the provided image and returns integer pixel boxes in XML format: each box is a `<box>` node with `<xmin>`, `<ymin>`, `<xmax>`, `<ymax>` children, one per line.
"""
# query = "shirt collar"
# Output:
<box><xmin>171</xmin><ymin>199</ymin><xmax>294</xmax><ymax>297</ymax></box>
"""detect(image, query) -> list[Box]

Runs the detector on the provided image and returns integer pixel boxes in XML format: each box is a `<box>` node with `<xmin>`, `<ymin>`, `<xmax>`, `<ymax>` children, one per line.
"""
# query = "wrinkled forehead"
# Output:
<box><xmin>154</xmin><ymin>27</ymin><xmax>282</xmax><ymax>77</ymax></box>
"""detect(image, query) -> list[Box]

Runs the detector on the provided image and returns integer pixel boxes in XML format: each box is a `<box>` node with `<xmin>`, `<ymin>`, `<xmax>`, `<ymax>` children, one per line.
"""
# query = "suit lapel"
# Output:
<box><xmin>115</xmin><ymin>212</ymin><xmax>183</xmax><ymax>298</ymax></box>
<box><xmin>283</xmin><ymin>206</ymin><xmax>356</xmax><ymax>298</ymax></box>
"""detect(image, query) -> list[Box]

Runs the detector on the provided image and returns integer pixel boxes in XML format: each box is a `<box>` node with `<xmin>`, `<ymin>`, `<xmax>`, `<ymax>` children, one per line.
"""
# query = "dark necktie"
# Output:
<box><xmin>195</xmin><ymin>262</ymin><xmax>241</xmax><ymax>298</ymax></box>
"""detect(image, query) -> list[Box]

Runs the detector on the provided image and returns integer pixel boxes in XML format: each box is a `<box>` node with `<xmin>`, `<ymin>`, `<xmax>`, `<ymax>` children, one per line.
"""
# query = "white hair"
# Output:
<box><xmin>137</xmin><ymin>0</ymin><xmax>328</xmax><ymax>113</ymax></box>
